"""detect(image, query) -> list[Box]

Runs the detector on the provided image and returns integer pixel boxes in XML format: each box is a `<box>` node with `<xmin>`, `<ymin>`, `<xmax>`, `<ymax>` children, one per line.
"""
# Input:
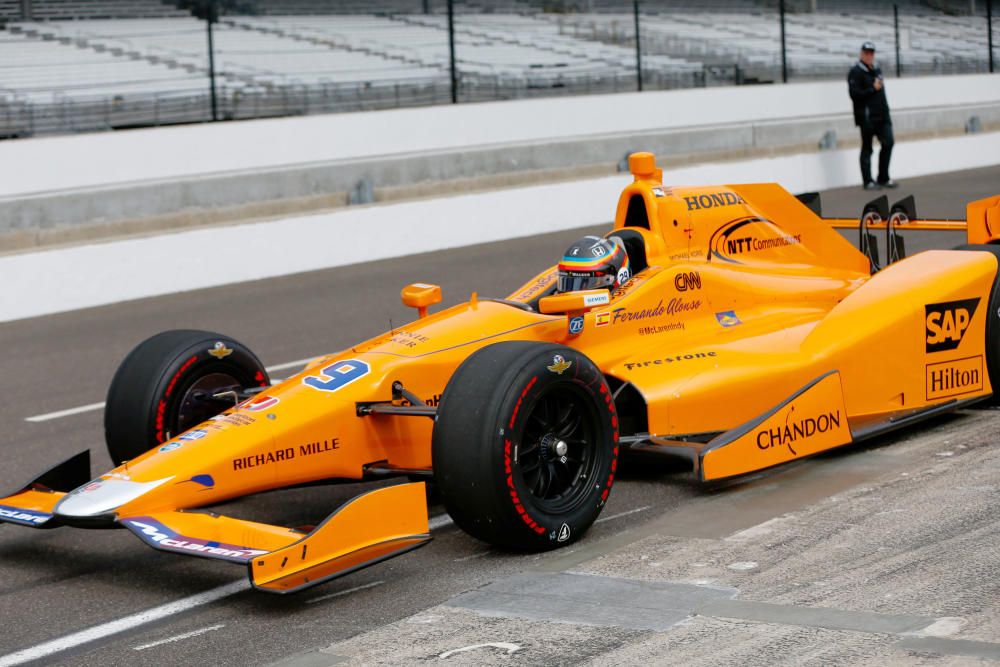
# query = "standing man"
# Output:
<box><xmin>848</xmin><ymin>42</ymin><xmax>897</xmax><ymax>190</ymax></box>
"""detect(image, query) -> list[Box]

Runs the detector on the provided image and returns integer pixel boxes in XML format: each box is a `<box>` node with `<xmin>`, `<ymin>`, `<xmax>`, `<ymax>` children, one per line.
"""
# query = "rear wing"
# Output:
<box><xmin>799</xmin><ymin>192</ymin><xmax>1000</xmax><ymax>273</ymax></box>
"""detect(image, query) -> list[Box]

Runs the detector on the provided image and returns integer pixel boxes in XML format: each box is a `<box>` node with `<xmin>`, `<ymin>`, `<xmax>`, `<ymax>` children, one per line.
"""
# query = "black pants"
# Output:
<box><xmin>859</xmin><ymin>119</ymin><xmax>894</xmax><ymax>185</ymax></box>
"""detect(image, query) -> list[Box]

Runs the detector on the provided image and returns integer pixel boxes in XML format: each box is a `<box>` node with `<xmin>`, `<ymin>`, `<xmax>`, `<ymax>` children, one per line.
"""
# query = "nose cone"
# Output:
<box><xmin>55</xmin><ymin>477</ymin><xmax>173</xmax><ymax>518</ymax></box>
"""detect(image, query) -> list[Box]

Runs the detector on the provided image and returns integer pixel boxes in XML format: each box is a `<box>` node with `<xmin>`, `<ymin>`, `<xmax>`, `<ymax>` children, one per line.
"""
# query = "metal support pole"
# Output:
<box><xmin>779</xmin><ymin>0</ymin><xmax>788</xmax><ymax>83</ymax></box>
<box><xmin>634</xmin><ymin>0</ymin><xmax>643</xmax><ymax>91</ymax></box>
<box><xmin>447</xmin><ymin>0</ymin><xmax>457</xmax><ymax>104</ymax></box>
<box><xmin>989</xmin><ymin>0</ymin><xmax>995</xmax><ymax>73</ymax></box>
<box><xmin>206</xmin><ymin>0</ymin><xmax>218</xmax><ymax>121</ymax></box>
<box><xmin>894</xmin><ymin>4</ymin><xmax>902</xmax><ymax>77</ymax></box>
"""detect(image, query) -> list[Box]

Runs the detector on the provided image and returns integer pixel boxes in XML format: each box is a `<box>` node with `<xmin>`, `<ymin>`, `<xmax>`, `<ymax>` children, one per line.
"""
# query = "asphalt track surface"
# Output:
<box><xmin>0</xmin><ymin>165</ymin><xmax>997</xmax><ymax>666</ymax></box>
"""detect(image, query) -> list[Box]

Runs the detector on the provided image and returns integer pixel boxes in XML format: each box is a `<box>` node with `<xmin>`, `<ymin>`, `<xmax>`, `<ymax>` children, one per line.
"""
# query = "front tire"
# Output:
<box><xmin>432</xmin><ymin>341</ymin><xmax>619</xmax><ymax>550</ymax></box>
<box><xmin>104</xmin><ymin>330</ymin><xmax>269</xmax><ymax>465</ymax></box>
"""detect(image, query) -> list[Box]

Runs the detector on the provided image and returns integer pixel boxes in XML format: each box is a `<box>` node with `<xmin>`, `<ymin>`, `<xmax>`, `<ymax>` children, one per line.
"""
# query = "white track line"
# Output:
<box><xmin>264</xmin><ymin>357</ymin><xmax>318</xmax><ymax>372</ymax></box>
<box><xmin>0</xmin><ymin>580</ymin><xmax>248</xmax><ymax>667</ymax></box>
<box><xmin>132</xmin><ymin>624</ymin><xmax>225</xmax><ymax>651</ymax></box>
<box><xmin>305</xmin><ymin>580</ymin><xmax>385</xmax><ymax>605</ymax></box>
<box><xmin>23</xmin><ymin>357</ymin><xmax>315</xmax><ymax>423</ymax></box>
<box><xmin>595</xmin><ymin>505</ymin><xmax>651</xmax><ymax>524</ymax></box>
<box><xmin>454</xmin><ymin>550</ymin><xmax>491</xmax><ymax>563</ymax></box>
<box><xmin>24</xmin><ymin>401</ymin><xmax>106</xmax><ymax>423</ymax></box>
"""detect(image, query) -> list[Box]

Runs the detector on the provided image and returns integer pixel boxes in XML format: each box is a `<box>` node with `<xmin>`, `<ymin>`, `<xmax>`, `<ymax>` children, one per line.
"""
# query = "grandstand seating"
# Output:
<box><xmin>0</xmin><ymin>0</ymin><xmax>993</xmax><ymax>138</ymax></box>
<box><xmin>21</xmin><ymin>0</ymin><xmax>189</xmax><ymax>20</ymax></box>
<box><xmin>0</xmin><ymin>29</ymin><xmax>206</xmax><ymax>103</ymax></box>
<box><xmin>17</xmin><ymin>18</ymin><xmax>442</xmax><ymax>86</ymax></box>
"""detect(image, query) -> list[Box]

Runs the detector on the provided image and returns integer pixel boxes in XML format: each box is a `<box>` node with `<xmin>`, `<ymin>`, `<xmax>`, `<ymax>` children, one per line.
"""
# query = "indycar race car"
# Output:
<box><xmin>2</xmin><ymin>152</ymin><xmax>999</xmax><ymax>594</ymax></box>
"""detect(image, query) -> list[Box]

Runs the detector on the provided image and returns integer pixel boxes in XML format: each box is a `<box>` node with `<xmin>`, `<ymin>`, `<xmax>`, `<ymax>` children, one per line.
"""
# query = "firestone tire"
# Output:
<box><xmin>104</xmin><ymin>330</ymin><xmax>269</xmax><ymax>465</ymax></box>
<box><xmin>432</xmin><ymin>341</ymin><xmax>619</xmax><ymax>551</ymax></box>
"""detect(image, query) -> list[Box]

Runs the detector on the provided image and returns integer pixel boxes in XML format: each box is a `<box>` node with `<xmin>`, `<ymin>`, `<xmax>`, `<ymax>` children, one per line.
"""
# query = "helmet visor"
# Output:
<box><xmin>557</xmin><ymin>271</ymin><xmax>613</xmax><ymax>293</ymax></box>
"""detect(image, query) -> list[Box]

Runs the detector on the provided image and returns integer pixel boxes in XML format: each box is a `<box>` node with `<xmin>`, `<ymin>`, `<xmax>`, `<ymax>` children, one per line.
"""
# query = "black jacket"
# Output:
<box><xmin>848</xmin><ymin>61</ymin><xmax>890</xmax><ymax>126</ymax></box>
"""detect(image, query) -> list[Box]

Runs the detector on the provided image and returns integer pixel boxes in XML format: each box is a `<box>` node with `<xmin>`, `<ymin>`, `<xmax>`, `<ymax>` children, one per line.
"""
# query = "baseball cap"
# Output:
<box><xmin>861</xmin><ymin>41</ymin><xmax>876</xmax><ymax>51</ymax></box>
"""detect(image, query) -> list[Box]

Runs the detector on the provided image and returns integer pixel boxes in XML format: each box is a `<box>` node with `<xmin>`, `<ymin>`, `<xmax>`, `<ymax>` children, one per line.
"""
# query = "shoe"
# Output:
<box><xmin>878</xmin><ymin>180</ymin><xmax>899</xmax><ymax>189</ymax></box>
<box><xmin>863</xmin><ymin>182</ymin><xmax>878</xmax><ymax>190</ymax></box>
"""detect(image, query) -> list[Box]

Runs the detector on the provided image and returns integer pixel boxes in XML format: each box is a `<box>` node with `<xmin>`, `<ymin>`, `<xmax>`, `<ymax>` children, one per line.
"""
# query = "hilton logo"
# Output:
<box><xmin>926</xmin><ymin>356</ymin><xmax>983</xmax><ymax>400</ymax></box>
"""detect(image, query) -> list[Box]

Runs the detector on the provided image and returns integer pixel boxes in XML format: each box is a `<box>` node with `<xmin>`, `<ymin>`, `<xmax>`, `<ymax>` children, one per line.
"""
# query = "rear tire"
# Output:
<box><xmin>432</xmin><ymin>341</ymin><xmax>619</xmax><ymax>550</ymax></box>
<box><xmin>954</xmin><ymin>244</ymin><xmax>1000</xmax><ymax>404</ymax></box>
<box><xmin>104</xmin><ymin>330</ymin><xmax>269</xmax><ymax>465</ymax></box>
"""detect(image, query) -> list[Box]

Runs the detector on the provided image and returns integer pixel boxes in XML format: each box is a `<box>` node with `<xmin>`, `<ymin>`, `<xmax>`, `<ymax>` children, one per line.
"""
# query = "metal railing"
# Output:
<box><xmin>0</xmin><ymin>0</ymin><xmax>995</xmax><ymax>138</ymax></box>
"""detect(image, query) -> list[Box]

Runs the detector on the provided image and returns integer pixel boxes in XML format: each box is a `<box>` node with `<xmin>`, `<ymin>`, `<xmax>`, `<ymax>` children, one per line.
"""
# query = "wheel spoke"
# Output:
<box><xmin>516</xmin><ymin>383</ymin><xmax>601</xmax><ymax>510</ymax></box>
<box><xmin>519</xmin><ymin>440</ymin><xmax>540</xmax><ymax>457</ymax></box>
<box><xmin>556</xmin><ymin>412</ymin><xmax>582</xmax><ymax>438</ymax></box>
<box><xmin>532</xmin><ymin>464</ymin><xmax>548</xmax><ymax>496</ymax></box>
<box><xmin>553</xmin><ymin>402</ymin><xmax>574</xmax><ymax>430</ymax></box>
<box><xmin>538</xmin><ymin>464</ymin><xmax>555</xmax><ymax>498</ymax></box>
<box><xmin>520</xmin><ymin>458</ymin><xmax>542</xmax><ymax>473</ymax></box>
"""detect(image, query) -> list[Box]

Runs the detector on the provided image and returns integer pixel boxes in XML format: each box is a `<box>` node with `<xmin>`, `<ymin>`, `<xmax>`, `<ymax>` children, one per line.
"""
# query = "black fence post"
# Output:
<box><xmin>779</xmin><ymin>0</ymin><xmax>788</xmax><ymax>83</ymax></box>
<box><xmin>989</xmin><ymin>0</ymin><xmax>995</xmax><ymax>73</ymax></box>
<box><xmin>447</xmin><ymin>0</ymin><xmax>457</xmax><ymax>103</ymax></box>
<box><xmin>206</xmin><ymin>0</ymin><xmax>218</xmax><ymax>121</ymax></box>
<box><xmin>893</xmin><ymin>4</ymin><xmax>902</xmax><ymax>77</ymax></box>
<box><xmin>634</xmin><ymin>0</ymin><xmax>643</xmax><ymax>91</ymax></box>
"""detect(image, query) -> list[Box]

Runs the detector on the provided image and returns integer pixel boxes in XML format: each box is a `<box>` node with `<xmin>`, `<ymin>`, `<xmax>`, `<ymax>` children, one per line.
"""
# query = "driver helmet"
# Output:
<box><xmin>557</xmin><ymin>235</ymin><xmax>631</xmax><ymax>293</ymax></box>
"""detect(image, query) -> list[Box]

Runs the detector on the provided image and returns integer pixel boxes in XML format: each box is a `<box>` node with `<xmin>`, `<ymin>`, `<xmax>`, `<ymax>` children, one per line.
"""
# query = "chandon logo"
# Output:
<box><xmin>755</xmin><ymin>409</ymin><xmax>842</xmax><ymax>456</ymax></box>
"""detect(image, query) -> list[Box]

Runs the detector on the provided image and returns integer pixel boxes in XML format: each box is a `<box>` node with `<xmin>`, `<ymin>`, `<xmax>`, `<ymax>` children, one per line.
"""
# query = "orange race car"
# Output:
<box><xmin>2</xmin><ymin>152</ymin><xmax>999</xmax><ymax>594</ymax></box>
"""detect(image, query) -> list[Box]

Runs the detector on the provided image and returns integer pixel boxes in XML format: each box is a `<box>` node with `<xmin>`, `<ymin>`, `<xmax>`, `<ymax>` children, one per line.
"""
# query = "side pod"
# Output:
<box><xmin>0</xmin><ymin>450</ymin><xmax>91</xmax><ymax>528</ymax></box>
<box><xmin>699</xmin><ymin>372</ymin><xmax>852</xmax><ymax>481</ymax></box>
<box><xmin>250</xmin><ymin>482</ymin><xmax>431</xmax><ymax>594</ymax></box>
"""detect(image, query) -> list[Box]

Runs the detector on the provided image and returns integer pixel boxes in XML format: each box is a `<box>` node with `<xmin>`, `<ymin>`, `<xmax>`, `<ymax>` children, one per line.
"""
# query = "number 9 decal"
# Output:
<box><xmin>303</xmin><ymin>359</ymin><xmax>371</xmax><ymax>392</ymax></box>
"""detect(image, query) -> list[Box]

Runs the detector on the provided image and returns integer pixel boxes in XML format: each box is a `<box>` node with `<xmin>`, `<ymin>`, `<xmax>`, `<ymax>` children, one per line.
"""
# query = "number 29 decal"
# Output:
<box><xmin>303</xmin><ymin>359</ymin><xmax>371</xmax><ymax>392</ymax></box>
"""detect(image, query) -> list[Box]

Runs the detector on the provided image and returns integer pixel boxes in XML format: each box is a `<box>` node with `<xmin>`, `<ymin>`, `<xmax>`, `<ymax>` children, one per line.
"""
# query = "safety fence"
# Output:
<box><xmin>0</xmin><ymin>0</ymin><xmax>995</xmax><ymax>138</ymax></box>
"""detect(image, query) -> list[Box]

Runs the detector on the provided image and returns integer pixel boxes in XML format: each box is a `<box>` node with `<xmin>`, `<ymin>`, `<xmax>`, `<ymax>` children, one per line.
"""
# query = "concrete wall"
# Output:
<box><xmin>1</xmin><ymin>73</ymin><xmax>998</xmax><ymax>247</ymax></box>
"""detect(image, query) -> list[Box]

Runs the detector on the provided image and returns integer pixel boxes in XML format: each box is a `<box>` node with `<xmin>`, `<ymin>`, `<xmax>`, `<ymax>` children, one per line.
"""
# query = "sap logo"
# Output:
<box><xmin>925</xmin><ymin>298</ymin><xmax>979</xmax><ymax>353</ymax></box>
<box><xmin>684</xmin><ymin>192</ymin><xmax>745</xmax><ymax>211</ymax></box>
<box><xmin>674</xmin><ymin>271</ymin><xmax>701</xmax><ymax>292</ymax></box>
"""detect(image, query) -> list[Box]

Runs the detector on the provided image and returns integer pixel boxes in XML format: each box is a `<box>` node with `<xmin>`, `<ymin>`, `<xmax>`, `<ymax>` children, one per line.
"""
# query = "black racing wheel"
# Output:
<box><xmin>104</xmin><ymin>330</ymin><xmax>269</xmax><ymax>465</ymax></box>
<box><xmin>432</xmin><ymin>341</ymin><xmax>619</xmax><ymax>550</ymax></box>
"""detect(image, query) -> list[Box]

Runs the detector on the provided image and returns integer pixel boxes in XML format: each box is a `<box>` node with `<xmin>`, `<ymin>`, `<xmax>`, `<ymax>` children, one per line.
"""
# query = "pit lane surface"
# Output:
<box><xmin>0</xmin><ymin>166</ymin><xmax>996</xmax><ymax>666</ymax></box>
